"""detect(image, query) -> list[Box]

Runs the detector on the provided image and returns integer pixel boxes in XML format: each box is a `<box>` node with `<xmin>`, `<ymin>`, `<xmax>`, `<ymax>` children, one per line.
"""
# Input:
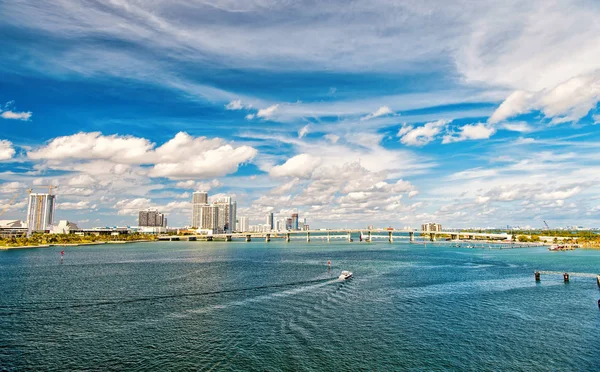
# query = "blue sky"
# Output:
<box><xmin>1</xmin><ymin>0</ymin><xmax>600</xmax><ymax>229</ymax></box>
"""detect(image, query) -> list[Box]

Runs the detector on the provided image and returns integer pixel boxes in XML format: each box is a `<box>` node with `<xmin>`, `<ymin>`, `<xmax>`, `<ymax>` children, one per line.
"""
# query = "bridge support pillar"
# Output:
<box><xmin>347</xmin><ymin>232</ymin><xmax>353</xmax><ymax>242</ymax></box>
<box><xmin>388</xmin><ymin>231</ymin><xmax>393</xmax><ymax>243</ymax></box>
<box><xmin>367</xmin><ymin>231</ymin><xmax>372</xmax><ymax>242</ymax></box>
<box><xmin>306</xmin><ymin>232</ymin><xmax>311</xmax><ymax>242</ymax></box>
<box><xmin>327</xmin><ymin>233</ymin><xmax>330</xmax><ymax>242</ymax></box>
<box><xmin>286</xmin><ymin>233</ymin><xmax>290</xmax><ymax>243</ymax></box>
<box><xmin>265</xmin><ymin>234</ymin><xmax>271</xmax><ymax>242</ymax></box>
<box><xmin>225</xmin><ymin>235</ymin><xmax>232</xmax><ymax>242</ymax></box>
<box><xmin>409</xmin><ymin>232</ymin><xmax>414</xmax><ymax>242</ymax></box>
<box><xmin>246</xmin><ymin>235</ymin><xmax>251</xmax><ymax>242</ymax></box>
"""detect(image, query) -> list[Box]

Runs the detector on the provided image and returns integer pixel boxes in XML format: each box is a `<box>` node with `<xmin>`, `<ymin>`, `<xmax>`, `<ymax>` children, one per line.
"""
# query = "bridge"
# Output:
<box><xmin>158</xmin><ymin>229</ymin><xmax>512</xmax><ymax>243</ymax></box>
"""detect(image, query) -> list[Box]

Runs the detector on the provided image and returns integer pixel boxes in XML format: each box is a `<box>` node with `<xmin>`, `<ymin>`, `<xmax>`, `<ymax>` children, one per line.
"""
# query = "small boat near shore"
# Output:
<box><xmin>338</xmin><ymin>270</ymin><xmax>353</xmax><ymax>280</ymax></box>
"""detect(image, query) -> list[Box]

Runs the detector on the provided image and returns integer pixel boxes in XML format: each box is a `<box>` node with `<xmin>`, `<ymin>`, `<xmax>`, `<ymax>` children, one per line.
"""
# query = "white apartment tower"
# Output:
<box><xmin>200</xmin><ymin>205</ymin><xmax>219</xmax><ymax>233</ymax></box>
<box><xmin>27</xmin><ymin>193</ymin><xmax>56</xmax><ymax>232</ymax></box>
<box><xmin>192</xmin><ymin>191</ymin><xmax>209</xmax><ymax>228</ymax></box>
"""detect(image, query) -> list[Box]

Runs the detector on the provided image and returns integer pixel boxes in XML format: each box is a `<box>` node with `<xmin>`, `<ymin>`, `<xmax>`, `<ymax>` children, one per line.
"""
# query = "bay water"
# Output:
<box><xmin>1</xmin><ymin>241</ymin><xmax>599</xmax><ymax>370</ymax></box>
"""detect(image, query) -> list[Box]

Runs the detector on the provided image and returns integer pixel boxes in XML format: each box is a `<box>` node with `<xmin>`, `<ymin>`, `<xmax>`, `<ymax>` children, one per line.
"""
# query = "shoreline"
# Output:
<box><xmin>0</xmin><ymin>240</ymin><xmax>155</xmax><ymax>250</ymax></box>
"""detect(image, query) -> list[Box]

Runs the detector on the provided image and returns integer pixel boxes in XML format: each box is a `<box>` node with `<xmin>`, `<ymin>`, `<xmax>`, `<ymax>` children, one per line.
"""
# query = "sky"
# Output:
<box><xmin>1</xmin><ymin>0</ymin><xmax>599</xmax><ymax>229</ymax></box>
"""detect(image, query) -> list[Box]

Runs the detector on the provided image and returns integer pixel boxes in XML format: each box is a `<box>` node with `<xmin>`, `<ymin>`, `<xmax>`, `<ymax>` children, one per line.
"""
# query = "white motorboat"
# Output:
<box><xmin>338</xmin><ymin>270</ymin><xmax>353</xmax><ymax>280</ymax></box>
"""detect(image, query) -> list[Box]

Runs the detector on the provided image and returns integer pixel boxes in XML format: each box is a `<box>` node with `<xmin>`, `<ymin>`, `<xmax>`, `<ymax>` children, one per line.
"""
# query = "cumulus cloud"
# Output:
<box><xmin>269</xmin><ymin>154</ymin><xmax>322</xmax><ymax>179</ymax></box>
<box><xmin>442</xmin><ymin>123</ymin><xmax>495</xmax><ymax>144</ymax></box>
<box><xmin>399</xmin><ymin>120</ymin><xmax>449</xmax><ymax>146</ymax></box>
<box><xmin>0</xmin><ymin>181</ymin><xmax>25</xmax><ymax>194</ymax></box>
<box><xmin>68</xmin><ymin>174</ymin><xmax>97</xmax><ymax>187</ymax></box>
<box><xmin>361</xmin><ymin>106</ymin><xmax>394</xmax><ymax>121</ymax></box>
<box><xmin>114</xmin><ymin>198</ymin><xmax>152</xmax><ymax>216</ymax></box>
<box><xmin>27</xmin><ymin>132</ymin><xmax>257</xmax><ymax>179</ymax></box>
<box><xmin>0</xmin><ymin>140</ymin><xmax>15</xmax><ymax>160</ymax></box>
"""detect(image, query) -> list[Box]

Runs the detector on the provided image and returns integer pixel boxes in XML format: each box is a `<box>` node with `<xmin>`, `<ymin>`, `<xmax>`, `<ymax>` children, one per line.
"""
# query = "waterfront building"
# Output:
<box><xmin>192</xmin><ymin>191</ymin><xmax>208</xmax><ymax>204</ymax></box>
<box><xmin>51</xmin><ymin>220</ymin><xmax>79</xmax><ymax>234</ymax></box>
<box><xmin>266</xmin><ymin>212</ymin><xmax>274</xmax><ymax>231</ymax></box>
<box><xmin>26</xmin><ymin>193</ymin><xmax>55</xmax><ymax>232</ymax></box>
<box><xmin>138</xmin><ymin>209</ymin><xmax>167</xmax><ymax>227</ymax></box>
<box><xmin>291</xmin><ymin>213</ymin><xmax>299</xmax><ymax>230</ymax></box>
<box><xmin>421</xmin><ymin>223</ymin><xmax>442</xmax><ymax>232</ymax></box>
<box><xmin>237</xmin><ymin>216</ymin><xmax>249</xmax><ymax>232</ymax></box>
<box><xmin>199</xmin><ymin>205</ymin><xmax>219</xmax><ymax>233</ymax></box>
<box><xmin>231</xmin><ymin>201</ymin><xmax>237</xmax><ymax>232</ymax></box>
<box><xmin>213</xmin><ymin>196</ymin><xmax>233</xmax><ymax>233</ymax></box>
<box><xmin>286</xmin><ymin>218</ymin><xmax>292</xmax><ymax>230</ymax></box>
<box><xmin>191</xmin><ymin>191</ymin><xmax>209</xmax><ymax>228</ymax></box>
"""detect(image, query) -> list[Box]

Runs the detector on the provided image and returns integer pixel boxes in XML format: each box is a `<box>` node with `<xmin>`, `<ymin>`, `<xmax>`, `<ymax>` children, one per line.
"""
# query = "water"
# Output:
<box><xmin>1</xmin><ymin>241</ymin><xmax>599</xmax><ymax>371</ymax></box>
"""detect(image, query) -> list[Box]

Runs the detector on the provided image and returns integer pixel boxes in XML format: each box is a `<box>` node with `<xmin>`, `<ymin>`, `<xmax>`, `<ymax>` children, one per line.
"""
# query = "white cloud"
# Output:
<box><xmin>0</xmin><ymin>140</ymin><xmax>15</xmax><ymax>160</ymax></box>
<box><xmin>1</xmin><ymin>110</ymin><xmax>32</xmax><ymax>120</ymax></box>
<box><xmin>28</xmin><ymin>132</ymin><xmax>153</xmax><ymax>163</ymax></box>
<box><xmin>58</xmin><ymin>201</ymin><xmax>95</xmax><ymax>210</ymax></box>
<box><xmin>361</xmin><ymin>106</ymin><xmax>394</xmax><ymax>121</ymax></box>
<box><xmin>245</xmin><ymin>114</ymin><xmax>255</xmax><ymax>120</ymax></box>
<box><xmin>256</xmin><ymin>104</ymin><xmax>279</xmax><ymax>119</ymax></box>
<box><xmin>28</xmin><ymin>132</ymin><xmax>257</xmax><ymax>179</ymax></box>
<box><xmin>148</xmin><ymin>133</ymin><xmax>257</xmax><ymax>179</ymax></box>
<box><xmin>175</xmin><ymin>180</ymin><xmax>196</xmax><ymax>189</ymax></box>
<box><xmin>442</xmin><ymin>123</ymin><xmax>495</xmax><ymax>144</ymax></box>
<box><xmin>114</xmin><ymin>198</ymin><xmax>152</xmax><ymax>216</ymax></box>
<box><xmin>68</xmin><ymin>174</ymin><xmax>97</xmax><ymax>187</ymax></box>
<box><xmin>0</xmin><ymin>181</ymin><xmax>25</xmax><ymax>194</ymax></box>
<box><xmin>225</xmin><ymin>99</ymin><xmax>244</xmax><ymax>110</ymax></box>
<box><xmin>324</xmin><ymin>134</ymin><xmax>339</xmax><ymax>144</ymax></box>
<box><xmin>298</xmin><ymin>124</ymin><xmax>310</xmax><ymax>139</ymax></box>
<box><xmin>399</xmin><ymin>120</ymin><xmax>449</xmax><ymax>146</ymax></box>
<box><xmin>269</xmin><ymin>154</ymin><xmax>322</xmax><ymax>179</ymax></box>
<box><xmin>489</xmin><ymin>71</ymin><xmax>600</xmax><ymax>124</ymax></box>
<box><xmin>501</xmin><ymin>121</ymin><xmax>533</xmax><ymax>133</ymax></box>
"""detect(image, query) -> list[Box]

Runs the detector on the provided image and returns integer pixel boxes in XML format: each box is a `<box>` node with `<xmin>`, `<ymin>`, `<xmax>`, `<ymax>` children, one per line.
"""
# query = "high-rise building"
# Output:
<box><xmin>237</xmin><ymin>216</ymin><xmax>249</xmax><ymax>232</ymax></box>
<box><xmin>286</xmin><ymin>218</ymin><xmax>292</xmax><ymax>230</ymax></box>
<box><xmin>291</xmin><ymin>213</ymin><xmax>299</xmax><ymax>230</ymax></box>
<box><xmin>192</xmin><ymin>191</ymin><xmax>209</xmax><ymax>228</ymax></box>
<box><xmin>213</xmin><ymin>196</ymin><xmax>233</xmax><ymax>233</ymax></box>
<box><xmin>27</xmin><ymin>193</ymin><xmax>56</xmax><ymax>232</ymax></box>
<box><xmin>199</xmin><ymin>205</ymin><xmax>219</xmax><ymax>233</ymax></box>
<box><xmin>138</xmin><ymin>209</ymin><xmax>167</xmax><ymax>227</ymax></box>
<box><xmin>266</xmin><ymin>212</ymin><xmax>274</xmax><ymax>231</ymax></box>
<box><xmin>421</xmin><ymin>223</ymin><xmax>442</xmax><ymax>232</ymax></box>
<box><xmin>192</xmin><ymin>191</ymin><xmax>208</xmax><ymax>204</ymax></box>
<box><xmin>231</xmin><ymin>201</ymin><xmax>237</xmax><ymax>232</ymax></box>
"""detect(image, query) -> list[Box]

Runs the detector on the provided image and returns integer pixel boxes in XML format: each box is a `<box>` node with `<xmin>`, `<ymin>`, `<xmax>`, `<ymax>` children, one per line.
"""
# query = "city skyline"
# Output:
<box><xmin>1</xmin><ymin>1</ymin><xmax>600</xmax><ymax>229</ymax></box>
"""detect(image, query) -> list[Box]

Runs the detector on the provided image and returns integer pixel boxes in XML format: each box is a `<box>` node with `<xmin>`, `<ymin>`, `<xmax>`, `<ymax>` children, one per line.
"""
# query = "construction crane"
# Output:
<box><xmin>0</xmin><ymin>193</ymin><xmax>19</xmax><ymax>218</ymax></box>
<box><xmin>544</xmin><ymin>220</ymin><xmax>550</xmax><ymax>229</ymax></box>
<box><xmin>28</xmin><ymin>185</ymin><xmax>58</xmax><ymax>195</ymax></box>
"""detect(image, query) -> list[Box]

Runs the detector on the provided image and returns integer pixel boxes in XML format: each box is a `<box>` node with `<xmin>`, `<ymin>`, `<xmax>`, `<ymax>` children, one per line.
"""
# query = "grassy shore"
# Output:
<box><xmin>0</xmin><ymin>233</ymin><xmax>157</xmax><ymax>250</ymax></box>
